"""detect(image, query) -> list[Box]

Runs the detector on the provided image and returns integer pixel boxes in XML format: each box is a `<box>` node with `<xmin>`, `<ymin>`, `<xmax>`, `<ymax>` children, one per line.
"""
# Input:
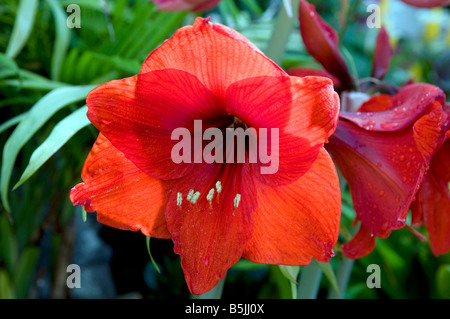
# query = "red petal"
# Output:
<box><xmin>400</xmin><ymin>0</ymin><xmax>450</xmax><ymax>8</ymax></box>
<box><xmin>243</xmin><ymin>147</ymin><xmax>340</xmax><ymax>264</ymax></box>
<box><xmin>225</xmin><ymin>75</ymin><xmax>339</xmax><ymax>186</ymax></box>
<box><xmin>86</xmin><ymin>69</ymin><xmax>229</xmax><ymax>181</ymax></box>
<box><xmin>299</xmin><ymin>0</ymin><xmax>353</xmax><ymax>88</ymax></box>
<box><xmin>164</xmin><ymin>163</ymin><xmax>256</xmax><ymax>294</ymax></box>
<box><xmin>327</xmin><ymin>103</ymin><xmax>446</xmax><ymax>240</ymax></box>
<box><xmin>341</xmin><ymin>223</ymin><xmax>376</xmax><ymax>259</ymax></box>
<box><xmin>413</xmin><ymin>139</ymin><xmax>450</xmax><ymax>255</ymax></box>
<box><xmin>70</xmin><ymin>134</ymin><xmax>174</xmax><ymax>238</ymax></box>
<box><xmin>140</xmin><ymin>17</ymin><xmax>286</xmax><ymax>98</ymax></box>
<box><xmin>371</xmin><ymin>26</ymin><xmax>393</xmax><ymax>80</ymax></box>
<box><xmin>340</xmin><ymin>84</ymin><xmax>446</xmax><ymax>132</ymax></box>
<box><xmin>357</xmin><ymin>94</ymin><xmax>393</xmax><ymax>113</ymax></box>
<box><xmin>287</xmin><ymin>67</ymin><xmax>342</xmax><ymax>88</ymax></box>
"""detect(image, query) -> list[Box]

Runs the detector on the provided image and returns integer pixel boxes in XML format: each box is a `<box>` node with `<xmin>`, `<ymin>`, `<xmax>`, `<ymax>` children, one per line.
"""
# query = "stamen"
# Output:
<box><xmin>234</xmin><ymin>194</ymin><xmax>241</xmax><ymax>208</ymax></box>
<box><xmin>176</xmin><ymin>192</ymin><xmax>182</xmax><ymax>206</ymax></box>
<box><xmin>206</xmin><ymin>188</ymin><xmax>215</xmax><ymax>201</ymax></box>
<box><xmin>186</xmin><ymin>189</ymin><xmax>194</xmax><ymax>201</ymax></box>
<box><xmin>191</xmin><ymin>191</ymin><xmax>201</xmax><ymax>204</ymax></box>
<box><xmin>215</xmin><ymin>181</ymin><xmax>222</xmax><ymax>193</ymax></box>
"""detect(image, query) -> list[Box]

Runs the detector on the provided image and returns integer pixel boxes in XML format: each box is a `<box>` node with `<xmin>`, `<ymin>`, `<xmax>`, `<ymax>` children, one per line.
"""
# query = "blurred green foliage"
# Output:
<box><xmin>0</xmin><ymin>0</ymin><xmax>449</xmax><ymax>299</ymax></box>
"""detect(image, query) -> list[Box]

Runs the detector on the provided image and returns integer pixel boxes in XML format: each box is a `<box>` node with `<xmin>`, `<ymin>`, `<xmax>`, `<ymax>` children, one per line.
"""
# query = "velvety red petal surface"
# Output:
<box><xmin>243</xmin><ymin>147</ymin><xmax>340</xmax><ymax>264</ymax></box>
<box><xmin>140</xmin><ymin>17</ymin><xmax>286</xmax><ymax>98</ymax></box>
<box><xmin>371</xmin><ymin>26</ymin><xmax>393</xmax><ymax>80</ymax></box>
<box><xmin>299</xmin><ymin>0</ymin><xmax>353</xmax><ymax>88</ymax></box>
<box><xmin>164</xmin><ymin>163</ymin><xmax>257</xmax><ymax>294</ymax></box>
<box><xmin>225</xmin><ymin>75</ymin><xmax>339</xmax><ymax>186</ymax></box>
<box><xmin>86</xmin><ymin>69</ymin><xmax>230</xmax><ymax>181</ymax></box>
<box><xmin>70</xmin><ymin>134</ymin><xmax>174</xmax><ymax>238</ymax></box>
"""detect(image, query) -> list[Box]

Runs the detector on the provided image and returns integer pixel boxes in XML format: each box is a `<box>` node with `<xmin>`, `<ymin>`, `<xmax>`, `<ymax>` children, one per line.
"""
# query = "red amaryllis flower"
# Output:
<box><xmin>70</xmin><ymin>17</ymin><xmax>341</xmax><ymax>294</ymax></box>
<box><xmin>326</xmin><ymin>84</ymin><xmax>449</xmax><ymax>258</ymax></box>
<box><xmin>151</xmin><ymin>0</ymin><xmax>221</xmax><ymax>11</ymax></box>
<box><xmin>400</xmin><ymin>0</ymin><xmax>450</xmax><ymax>8</ymax></box>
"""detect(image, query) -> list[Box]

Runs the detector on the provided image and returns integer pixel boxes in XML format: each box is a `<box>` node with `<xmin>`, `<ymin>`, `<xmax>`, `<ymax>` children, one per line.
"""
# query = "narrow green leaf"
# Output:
<box><xmin>240</xmin><ymin>0</ymin><xmax>263</xmax><ymax>16</ymax></box>
<box><xmin>5</xmin><ymin>0</ymin><xmax>39</xmax><ymax>59</ymax></box>
<box><xmin>146</xmin><ymin>236</ymin><xmax>161</xmax><ymax>274</ymax></box>
<box><xmin>14</xmin><ymin>246</ymin><xmax>40</xmax><ymax>299</ymax></box>
<box><xmin>279</xmin><ymin>265</ymin><xmax>300</xmax><ymax>285</ymax></box>
<box><xmin>0</xmin><ymin>74</ymin><xmax>68</xmax><ymax>90</ymax></box>
<box><xmin>279</xmin><ymin>265</ymin><xmax>300</xmax><ymax>299</ymax></box>
<box><xmin>0</xmin><ymin>112</ymin><xmax>27</xmax><ymax>135</ymax></box>
<box><xmin>139</xmin><ymin>12</ymin><xmax>187</xmax><ymax>58</ymax></box>
<box><xmin>314</xmin><ymin>260</ymin><xmax>340</xmax><ymax>296</ymax></box>
<box><xmin>1</xmin><ymin>85</ymin><xmax>95</xmax><ymax>213</ymax></box>
<box><xmin>14</xmin><ymin>106</ymin><xmax>91</xmax><ymax>190</ymax></box>
<box><xmin>0</xmin><ymin>215</ymin><xmax>18</xmax><ymax>275</ymax></box>
<box><xmin>46</xmin><ymin>0</ymin><xmax>71</xmax><ymax>81</ymax></box>
<box><xmin>0</xmin><ymin>53</ymin><xmax>20</xmax><ymax>79</ymax></box>
<box><xmin>0</xmin><ymin>269</ymin><xmax>15</xmax><ymax>299</ymax></box>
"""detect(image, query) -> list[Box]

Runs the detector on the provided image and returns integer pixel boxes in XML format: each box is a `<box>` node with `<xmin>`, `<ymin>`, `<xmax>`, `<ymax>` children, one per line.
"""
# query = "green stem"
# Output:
<box><xmin>265</xmin><ymin>0</ymin><xmax>299</xmax><ymax>65</ymax></box>
<box><xmin>192</xmin><ymin>274</ymin><xmax>227</xmax><ymax>299</ymax></box>
<box><xmin>297</xmin><ymin>261</ymin><xmax>323</xmax><ymax>299</ymax></box>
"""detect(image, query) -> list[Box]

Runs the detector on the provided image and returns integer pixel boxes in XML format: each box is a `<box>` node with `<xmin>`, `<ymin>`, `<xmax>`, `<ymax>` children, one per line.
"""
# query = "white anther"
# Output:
<box><xmin>176</xmin><ymin>192</ymin><xmax>182</xmax><ymax>206</ymax></box>
<box><xmin>186</xmin><ymin>189</ymin><xmax>194</xmax><ymax>201</ymax></box>
<box><xmin>215</xmin><ymin>181</ymin><xmax>222</xmax><ymax>193</ymax></box>
<box><xmin>206</xmin><ymin>188</ymin><xmax>215</xmax><ymax>202</ymax></box>
<box><xmin>191</xmin><ymin>191</ymin><xmax>201</xmax><ymax>204</ymax></box>
<box><xmin>234</xmin><ymin>194</ymin><xmax>241</xmax><ymax>208</ymax></box>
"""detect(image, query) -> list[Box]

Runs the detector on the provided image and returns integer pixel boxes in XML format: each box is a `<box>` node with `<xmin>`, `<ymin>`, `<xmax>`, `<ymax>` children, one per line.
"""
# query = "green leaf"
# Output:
<box><xmin>0</xmin><ymin>215</ymin><xmax>18</xmax><ymax>274</ymax></box>
<box><xmin>0</xmin><ymin>112</ymin><xmax>27</xmax><ymax>135</ymax></box>
<box><xmin>436</xmin><ymin>264</ymin><xmax>450</xmax><ymax>299</ymax></box>
<box><xmin>240</xmin><ymin>0</ymin><xmax>263</xmax><ymax>16</ymax></box>
<box><xmin>46</xmin><ymin>0</ymin><xmax>71</xmax><ymax>81</ymax></box>
<box><xmin>14</xmin><ymin>106</ymin><xmax>91</xmax><ymax>190</ymax></box>
<box><xmin>279</xmin><ymin>265</ymin><xmax>300</xmax><ymax>285</ymax></box>
<box><xmin>314</xmin><ymin>260</ymin><xmax>340</xmax><ymax>296</ymax></box>
<box><xmin>0</xmin><ymin>79</ymin><xmax>67</xmax><ymax>91</ymax></box>
<box><xmin>14</xmin><ymin>246</ymin><xmax>40</xmax><ymax>299</ymax></box>
<box><xmin>146</xmin><ymin>236</ymin><xmax>161</xmax><ymax>274</ymax></box>
<box><xmin>1</xmin><ymin>85</ymin><xmax>95</xmax><ymax>213</ymax></box>
<box><xmin>0</xmin><ymin>53</ymin><xmax>20</xmax><ymax>79</ymax></box>
<box><xmin>0</xmin><ymin>269</ymin><xmax>15</xmax><ymax>299</ymax></box>
<box><xmin>279</xmin><ymin>265</ymin><xmax>300</xmax><ymax>299</ymax></box>
<box><xmin>5</xmin><ymin>0</ymin><xmax>39</xmax><ymax>59</ymax></box>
